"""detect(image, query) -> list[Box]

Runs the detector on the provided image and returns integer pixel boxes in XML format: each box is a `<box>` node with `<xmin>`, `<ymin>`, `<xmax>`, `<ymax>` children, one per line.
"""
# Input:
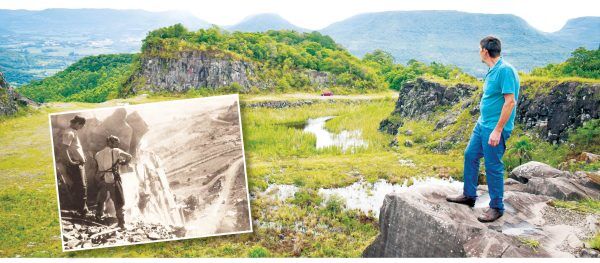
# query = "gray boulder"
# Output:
<box><xmin>510</xmin><ymin>161</ymin><xmax>600</xmax><ymax>200</ymax></box>
<box><xmin>363</xmin><ymin>181</ymin><xmax>598</xmax><ymax>258</ymax></box>
<box><xmin>510</xmin><ymin>161</ymin><xmax>568</xmax><ymax>183</ymax></box>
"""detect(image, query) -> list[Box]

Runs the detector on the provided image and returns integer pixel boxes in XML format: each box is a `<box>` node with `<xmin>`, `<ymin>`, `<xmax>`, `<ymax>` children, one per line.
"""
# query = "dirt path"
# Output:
<box><xmin>183</xmin><ymin>157</ymin><xmax>244</xmax><ymax>236</ymax></box>
<box><xmin>241</xmin><ymin>91</ymin><xmax>396</xmax><ymax>102</ymax></box>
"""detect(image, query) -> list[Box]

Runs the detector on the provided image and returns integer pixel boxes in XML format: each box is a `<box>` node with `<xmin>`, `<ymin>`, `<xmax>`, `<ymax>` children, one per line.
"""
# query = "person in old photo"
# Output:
<box><xmin>61</xmin><ymin>115</ymin><xmax>89</xmax><ymax>217</ymax></box>
<box><xmin>94</xmin><ymin>135</ymin><xmax>133</xmax><ymax>229</ymax></box>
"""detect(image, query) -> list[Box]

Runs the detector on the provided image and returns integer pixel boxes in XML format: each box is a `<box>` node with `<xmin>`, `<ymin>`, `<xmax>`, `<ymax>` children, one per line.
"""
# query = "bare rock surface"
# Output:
<box><xmin>510</xmin><ymin>161</ymin><xmax>600</xmax><ymax>200</ymax></box>
<box><xmin>0</xmin><ymin>71</ymin><xmax>36</xmax><ymax>116</ymax></box>
<box><xmin>364</xmin><ymin>162</ymin><xmax>599</xmax><ymax>258</ymax></box>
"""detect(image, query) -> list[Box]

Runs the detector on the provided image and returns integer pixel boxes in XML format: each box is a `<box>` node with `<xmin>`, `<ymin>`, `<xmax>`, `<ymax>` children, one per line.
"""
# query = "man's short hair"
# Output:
<box><xmin>70</xmin><ymin>115</ymin><xmax>86</xmax><ymax>125</ymax></box>
<box><xmin>480</xmin><ymin>36</ymin><xmax>501</xmax><ymax>58</ymax></box>
<box><xmin>107</xmin><ymin>135</ymin><xmax>120</xmax><ymax>145</ymax></box>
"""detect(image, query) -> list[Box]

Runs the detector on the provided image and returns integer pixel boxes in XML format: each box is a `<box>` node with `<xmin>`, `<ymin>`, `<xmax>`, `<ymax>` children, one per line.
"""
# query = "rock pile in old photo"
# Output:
<box><xmin>61</xmin><ymin>212</ymin><xmax>185</xmax><ymax>250</ymax></box>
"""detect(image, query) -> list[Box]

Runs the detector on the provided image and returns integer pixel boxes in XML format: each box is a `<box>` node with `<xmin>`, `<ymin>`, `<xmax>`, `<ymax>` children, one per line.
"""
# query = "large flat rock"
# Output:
<box><xmin>363</xmin><ymin>181</ymin><xmax>598</xmax><ymax>257</ymax></box>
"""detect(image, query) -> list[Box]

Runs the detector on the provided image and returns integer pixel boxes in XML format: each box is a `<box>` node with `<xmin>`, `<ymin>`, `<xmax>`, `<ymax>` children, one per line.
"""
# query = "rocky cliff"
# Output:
<box><xmin>0</xmin><ymin>71</ymin><xmax>34</xmax><ymax>116</ymax></box>
<box><xmin>517</xmin><ymin>81</ymin><xmax>599</xmax><ymax>143</ymax></box>
<box><xmin>386</xmin><ymin>78</ymin><xmax>478</xmax><ymax>120</ymax></box>
<box><xmin>379</xmin><ymin>78</ymin><xmax>600</xmax><ymax>144</ymax></box>
<box><xmin>125</xmin><ymin>49</ymin><xmax>340</xmax><ymax>95</ymax></box>
<box><xmin>363</xmin><ymin>161</ymin><xmax>600</xmax><ymax>258</ymax></box>
<box><xmin>126</xmin><ymin>50</ymin><xmax>255</xmax><ymax>94</ymax></box>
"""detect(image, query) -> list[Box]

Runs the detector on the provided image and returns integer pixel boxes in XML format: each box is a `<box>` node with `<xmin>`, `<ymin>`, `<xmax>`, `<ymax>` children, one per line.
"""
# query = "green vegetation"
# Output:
<box><xmin>248</xmin><ymin>246</ymin><xmax>270</xmax><ymax>257</ymax></box>
<box><xmin>531</xmin><ymin>47</ymin><xmax>600</xmax><ymax>79</ymax></box>
<box><xmin>18</xmin><ymin>54</ymin><xmax>136</xmax><ymax>103</ymax></box>
<box><xmin>363</xmin><ymin>49</ymin><xmax>478</xmax><ymax>91</ymax></box>
<box><xmin>517</xmin><ymin>237</ymin><xmax>540</xmax><ymax>252</ymax></box>
<box><xmin>588</xmin><ymin>233</ymin><xmax>600</xmax><ymax>250</ymax></box>
<box><xmin>506</xmin><ymin>136</ymin><xmax>534</xmax><ymax>166</ymax></box>
<box><xmin>139</xmin><ymin>24</ymin><xmax>386</xmax><ymax>93</ymax></box>
<box><xmin>568</xmin><ymin>119</ymin><xmax>600</xmax><ymax>155</ymax></box>
<box><xmin>0</xmin><ymin>95</ymin><xmax>476</xmax><ymax>257</ymax></box>
<box><xmin>548</xmin><ymin>199</ymin><xmax>600</xmax><ymax>214</ymax></box>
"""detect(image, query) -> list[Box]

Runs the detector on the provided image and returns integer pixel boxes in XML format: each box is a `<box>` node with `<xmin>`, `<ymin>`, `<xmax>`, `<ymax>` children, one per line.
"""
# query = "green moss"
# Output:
<box><xmin>588</xmin><ymin>232</ymin><xmax>600</xmax><ymax>250</ymax></box>
<box><xmin>548</xmin><ymin>199</ymin><xmax>600</xmax><ymax>214</ymax></box>
<box><xmin>517</xmin><ymin>237</ymin><xmax>540</xmax><ymax>252</ymax></box>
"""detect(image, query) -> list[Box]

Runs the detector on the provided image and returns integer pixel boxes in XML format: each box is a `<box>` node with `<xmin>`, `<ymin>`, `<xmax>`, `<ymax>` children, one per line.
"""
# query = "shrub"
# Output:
<box><xmin>248</xmin><ymin>246</ymin><xmax>270</xmax><ymax>258</ymax></box>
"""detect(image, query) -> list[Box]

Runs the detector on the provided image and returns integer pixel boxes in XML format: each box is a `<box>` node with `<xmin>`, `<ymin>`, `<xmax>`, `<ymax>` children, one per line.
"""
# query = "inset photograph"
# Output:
<box><xmin>49</xmin><ymin>94</ymin><xmax>251</xmax><ymax>251</ymax></box>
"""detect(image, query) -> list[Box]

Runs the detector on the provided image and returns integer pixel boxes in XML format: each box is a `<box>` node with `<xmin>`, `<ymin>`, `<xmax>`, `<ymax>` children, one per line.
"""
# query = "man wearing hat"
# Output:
<box><xmin>94</xmin><ymin>135</ymin><xmax>132</xmax><ymax>229</ymax></box>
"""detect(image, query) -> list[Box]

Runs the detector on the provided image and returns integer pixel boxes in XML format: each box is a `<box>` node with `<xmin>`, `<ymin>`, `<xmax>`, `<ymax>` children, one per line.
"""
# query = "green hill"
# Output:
<box><xmin>128</xmin><ymin>24</ymin><xmax>386</xmax><ymax>94</ymax></box>
<box><xmin>18</xmin><ymin>54</ymin><xmax>135</xmax><ymax>103</ymax></box>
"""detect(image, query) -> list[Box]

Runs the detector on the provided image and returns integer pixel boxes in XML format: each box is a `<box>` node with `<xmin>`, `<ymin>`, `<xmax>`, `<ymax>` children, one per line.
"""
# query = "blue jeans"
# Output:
<box><xmin>462</xmin><ymin>123</ymin><xmax>511</xmax><ymax>213</ymax></box>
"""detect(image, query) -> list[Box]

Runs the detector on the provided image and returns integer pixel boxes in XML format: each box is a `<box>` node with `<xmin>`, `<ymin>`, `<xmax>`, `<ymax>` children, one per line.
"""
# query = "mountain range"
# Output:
<box><xmin>0</xmin><ymin>8</ymin><xmax>598</xmax><ymax>85</ymax></box>
<box><xmin>321</xmin><ymin>10</ymin><xmax>599</xmax><ymax>76</ymax></box>
<box><xmin>0</xmin><ymin>9</ymin><xmax>210</xmax><ymax>85</ymax></box>
<box><xmin>225</xmin><ymin>13</ymin><xmax>308</xmax><ymax>32</ymax></box>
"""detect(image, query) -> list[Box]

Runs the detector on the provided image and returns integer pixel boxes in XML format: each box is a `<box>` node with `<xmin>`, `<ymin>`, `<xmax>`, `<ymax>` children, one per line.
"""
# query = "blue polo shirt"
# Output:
<box><xmin>477</xmin><ymin>57</ymin><xmax>520</xmax><ymax>131</ymax></box>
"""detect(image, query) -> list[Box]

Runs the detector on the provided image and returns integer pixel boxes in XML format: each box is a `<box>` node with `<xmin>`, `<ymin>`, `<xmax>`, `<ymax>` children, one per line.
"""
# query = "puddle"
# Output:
<box><xmin>259</xmin><ymin>175</ymin><xmax>524</xmax><ymax>219</ymax></box>
<box><xmin>398</xmin><ymin>158</ymin><xmax>416</xmax><ymax>167</ymax></box>
<box><xmin>501</xmin><ymin>221</ymin><xmax>544</xmax><ymax>236</ymax></box>
<box><xmin>261</xmin><ymin>184</ymin><xmax>299</xmax><ymax>201</ymax></box>
<box><xmin>474</xmin><ymin>193</ymin><xmax>516</xmax><ymax>213</ymax></box>
<box><xmin>261</xmin><ymin>177</ymin><xmax>462</xmax><ymax>218</ymax></box>
<box><xmin>319</xmin><ymin>177</ymin><xmax>462</xmax><ymax>217</ymax></box>
<box><xmin>302</xmin><ymin>116</ymin><xmax>367</xmax><ymax>152</ymax></box>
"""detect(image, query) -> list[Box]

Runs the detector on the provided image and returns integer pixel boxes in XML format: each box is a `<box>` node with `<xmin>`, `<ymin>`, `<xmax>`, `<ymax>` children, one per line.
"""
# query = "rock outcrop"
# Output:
<box><xmin>0</xmin><ymin>71</ymin><xmax>35</xmax><ymax>116</ymax></box>
<box><xmin>516</xmin><ymin>81</ymin><xmax>600</xmax><ymax>143</ymax></box>
<box><xmin>127</xmin><ymin>50</ymin><xmax>255</xmax><ymax>94</ymax></box>
<box><xmin>125</xmin><ymin>48</ymin><xmax>346</xmax><ymax>95</ymax></box>
<box><xmin>363</xmin><ymin>162</ymin><xmax>599</xmax><ymax>258</ymax></box>
<box><xmin>379</xmin><ymin>78</ymin><xmax>600</xmax><ymax>143</ymax></box>
<box><xmin>387</xmin><ymin>78</ymin><xmax>478</xmax><ymax>120</ymax></box>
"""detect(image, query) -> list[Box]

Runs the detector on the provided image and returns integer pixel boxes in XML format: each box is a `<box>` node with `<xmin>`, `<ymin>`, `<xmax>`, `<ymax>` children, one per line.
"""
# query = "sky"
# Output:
<box><xmin>0</xmin><ymin>0</ymin><xmax>598</xmax><ymax>32</ymax></box>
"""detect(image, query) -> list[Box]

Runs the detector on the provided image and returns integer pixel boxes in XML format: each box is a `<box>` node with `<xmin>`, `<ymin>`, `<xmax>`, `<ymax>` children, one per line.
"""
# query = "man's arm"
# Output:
<box><xmin>61</xmin><ymin>132</ymin><xmax>79</xmax><ymax>165</ymax></box>
<box><xmin>488</xmin><ymin>93</ymin><xmax>516</xmax><ymax>146</ymax></box>
<box><xmin>117</xmin><ymin>150</ymin><xmax>133</xmax><ymax>165</ymax></box>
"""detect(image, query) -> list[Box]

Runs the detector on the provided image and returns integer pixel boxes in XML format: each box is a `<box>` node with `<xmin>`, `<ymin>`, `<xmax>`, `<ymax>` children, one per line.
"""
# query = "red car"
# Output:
<box><xmin>321</xmin><ymin>90</ymin><xmax>334</xmax><ymax>96</ymax></box>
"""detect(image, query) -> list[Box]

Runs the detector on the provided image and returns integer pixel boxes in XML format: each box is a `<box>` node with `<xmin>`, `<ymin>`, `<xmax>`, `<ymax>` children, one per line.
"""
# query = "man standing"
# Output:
<box><xmin>62</xmin><ymin>115</ymin><xmax>88</xmax><ymax>217</ymax></box>
<box><xmin>446</xmin><ymin>36</ymin><xmax>520</xmax><ymax>223</ymax></box>
<box><xmin>95</xmin><ymin>135</ymin><xmax>132</xmax><ymax>229</ymax></box>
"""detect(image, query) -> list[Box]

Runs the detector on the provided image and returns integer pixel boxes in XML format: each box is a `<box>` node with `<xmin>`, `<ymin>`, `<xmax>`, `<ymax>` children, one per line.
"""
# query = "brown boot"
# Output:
<box><xmin>477</xmin><ymin>208</ymin><xmax>503</xmax><ymax>223</ymax></box>
<box><xmin>445</xmin><ymin>194</ymin><xmax>476</xmax><ymax>207</ymax></box>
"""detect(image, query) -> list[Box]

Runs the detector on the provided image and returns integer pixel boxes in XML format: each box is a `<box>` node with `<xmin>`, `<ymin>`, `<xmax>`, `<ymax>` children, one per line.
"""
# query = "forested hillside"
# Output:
<box><xmin>18</xmin><ymin>54</ymin><xmax>135</xmax><ymax>102</ymax></box>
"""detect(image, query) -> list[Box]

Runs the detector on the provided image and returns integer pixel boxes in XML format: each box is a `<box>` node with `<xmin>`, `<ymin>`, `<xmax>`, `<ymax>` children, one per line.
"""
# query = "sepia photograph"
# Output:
<box><xmin>48</xmin><ymin>94</ymin><xmax>252</xmax><ymax>251</ymax></box>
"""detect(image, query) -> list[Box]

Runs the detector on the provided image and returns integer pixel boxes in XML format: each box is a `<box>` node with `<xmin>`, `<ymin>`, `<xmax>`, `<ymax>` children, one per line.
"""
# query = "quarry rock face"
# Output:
<box><xmin>388</xmin><ymin>78</ymin><xmax>478</xmax><ymax>120</ymax></box>
<box><xmin>129</xmin><ymin>50</ymin><xmax>255</xmax><ymax>94</ymax></box>
<box><xmin>516</xmin><ymin>81</ymin><xmax>600</xmax><ymax>143</ymax></box>
<box><xmin>363</xmin><ymin>163</ymin><xmax>599</xmax><ymax>257</ymax></box>
<box><xmin>126</xmin><ymin>49</ymin><xmax>342</xmax><ymax>95</ymax></box>
<box><xmin>0</xmin><ymin>71</ymin><xmax>35</xmax><ymax>116</ymax></box>
<box><xmin>379</xmin><ymin>78</ymin><xmax>600</xmax><ymax>143</ymax></box>
<box><xmin>51</xmin><ymin>109</ymin><xmax>150</xmax><ymax>210</ymax></box>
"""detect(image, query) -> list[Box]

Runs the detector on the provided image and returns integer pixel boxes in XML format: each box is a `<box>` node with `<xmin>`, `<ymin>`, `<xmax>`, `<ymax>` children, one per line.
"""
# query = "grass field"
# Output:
<box><xmin>1</xmin><ymin>94</ymin><xmax>434</xmax><ymax>257</ymax></box>
<box><xmin>2</xmin><ymin>93</ymin><xmax>596</xmax><ymax>257</ymax></box>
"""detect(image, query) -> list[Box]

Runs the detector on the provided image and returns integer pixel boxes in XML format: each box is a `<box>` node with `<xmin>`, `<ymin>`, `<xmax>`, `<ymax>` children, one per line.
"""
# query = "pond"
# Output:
<box><xmin>302</xmin><ymin>116</ymin><xmax>367</xmax><ymax>152</ymax></box>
